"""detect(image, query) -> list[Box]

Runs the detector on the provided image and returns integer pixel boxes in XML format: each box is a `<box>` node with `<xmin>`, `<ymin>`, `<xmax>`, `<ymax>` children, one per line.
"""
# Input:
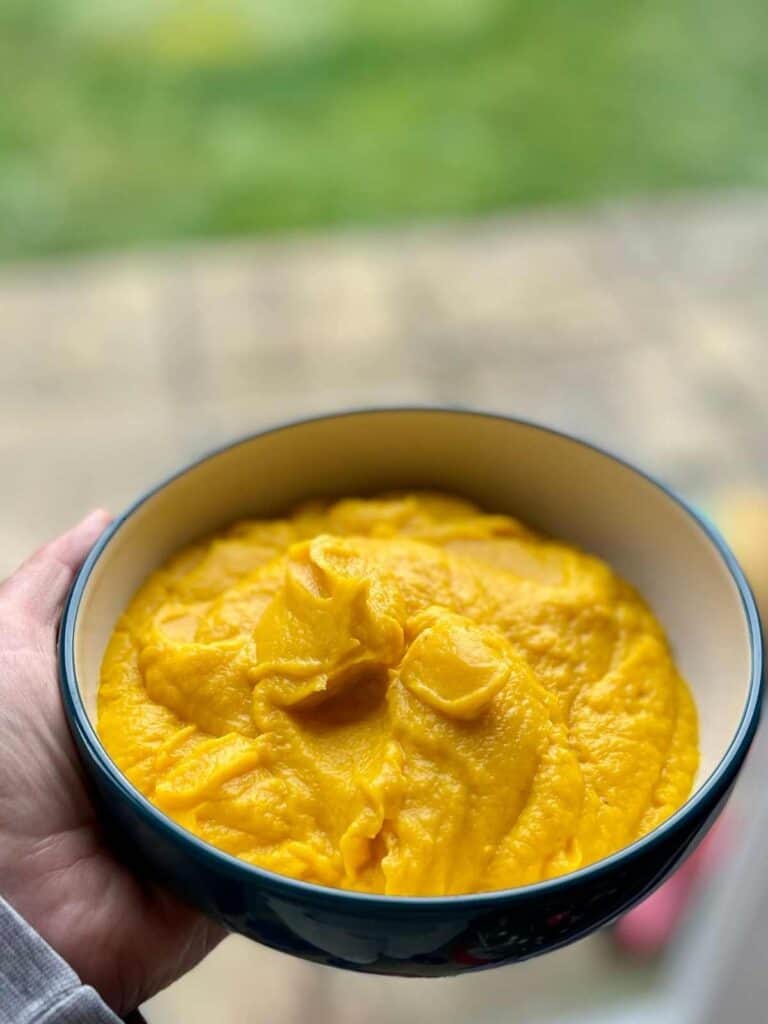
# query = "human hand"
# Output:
<box><xmin>0</xmin><ymin>512</ymin><xmax>224</xmax><ymax>1016</ymax></box>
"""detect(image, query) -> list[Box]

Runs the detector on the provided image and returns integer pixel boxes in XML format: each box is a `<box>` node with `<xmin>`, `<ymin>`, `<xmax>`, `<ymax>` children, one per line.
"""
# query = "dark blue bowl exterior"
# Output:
<box><xmin>58</xmin><ymin>409</ymin><xmax>764</xmax><ymax>975</ymax></box>
<box><xmin>73</xmin><ymin>726</ymin><xmax>731</xmax><ymax>974</ymax></box>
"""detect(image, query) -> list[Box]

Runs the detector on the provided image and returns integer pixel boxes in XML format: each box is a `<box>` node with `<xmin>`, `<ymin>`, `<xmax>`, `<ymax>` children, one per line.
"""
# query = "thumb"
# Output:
<box><xmin>0</xmin><ymin>510</ymin><xmax>111</xmax><ymax>628</ymax></box>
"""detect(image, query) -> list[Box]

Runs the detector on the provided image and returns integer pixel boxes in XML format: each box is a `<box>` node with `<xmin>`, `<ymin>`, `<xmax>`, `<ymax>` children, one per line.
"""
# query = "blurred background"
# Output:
<box><xmin>1</xmin><ymin>1</ymin><xmax>766</xmax><ymax>1022</ymax></box>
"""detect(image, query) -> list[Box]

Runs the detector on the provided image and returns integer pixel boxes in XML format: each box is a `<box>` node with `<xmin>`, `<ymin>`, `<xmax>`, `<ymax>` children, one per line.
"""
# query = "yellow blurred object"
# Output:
<box><xmin>715</xmin><ymin>490</ymin><xmax>768</xmax><ymax>621</ymax></box>
<box><xmin>146</xmin><ymin>0</ymin><xmax>255</xmax><ymax>66</ymax></box>
<box><xmin>98</xmin><ymin>494</ymin><xmax>698</xmax><ymax>895</ymax></box>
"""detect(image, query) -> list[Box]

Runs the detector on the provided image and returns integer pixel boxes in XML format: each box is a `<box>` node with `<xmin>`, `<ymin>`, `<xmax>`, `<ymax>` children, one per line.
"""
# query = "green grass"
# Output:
<box><xmin>1</xmin><ymin>0</ymin><xmax>767</xmax><ymax>260</ymax></box>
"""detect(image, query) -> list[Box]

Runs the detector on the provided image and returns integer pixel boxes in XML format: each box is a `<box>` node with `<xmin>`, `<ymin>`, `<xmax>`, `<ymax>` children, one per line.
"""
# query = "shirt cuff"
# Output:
<box><xmin>0</xmin><ymin>894</ymin><xmax>121</xmax><ymax>1024</ymax></box>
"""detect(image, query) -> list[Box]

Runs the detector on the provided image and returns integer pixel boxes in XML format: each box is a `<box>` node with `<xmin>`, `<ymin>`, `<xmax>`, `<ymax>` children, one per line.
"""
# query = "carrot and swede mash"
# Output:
<box><xmin>98</xmin><ymin>494</ymin><xmax>698</xmax><ymax>895</ymax></box>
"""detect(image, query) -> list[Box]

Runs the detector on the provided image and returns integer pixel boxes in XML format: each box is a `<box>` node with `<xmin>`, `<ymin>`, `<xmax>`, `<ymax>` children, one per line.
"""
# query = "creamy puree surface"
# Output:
<box><xmin>98</xmin><ymin>494</ymin><xmax>698</xmax><ymax>895</ymax></box>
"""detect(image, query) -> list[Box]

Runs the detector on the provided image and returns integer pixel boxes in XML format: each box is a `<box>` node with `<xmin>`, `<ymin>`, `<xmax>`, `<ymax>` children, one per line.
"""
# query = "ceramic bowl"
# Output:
<box><xmin>59</xmin><ymin>409</ymin><xmax>763</xmax><ymax>975</ymax></box>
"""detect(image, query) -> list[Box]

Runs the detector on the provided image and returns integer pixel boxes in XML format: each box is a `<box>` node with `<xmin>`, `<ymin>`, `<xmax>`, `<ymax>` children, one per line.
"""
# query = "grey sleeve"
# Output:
<box><xmin>0</xmin><ymin>894</ymin><xmax>121</xmax><ymax>1024</ymax></box>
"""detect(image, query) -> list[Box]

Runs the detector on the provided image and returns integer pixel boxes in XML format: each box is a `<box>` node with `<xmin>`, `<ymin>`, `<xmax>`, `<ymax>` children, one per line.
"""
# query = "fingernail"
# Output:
<box><xmin>80</xmin><ymin>508</ymin><xmax>111</xmax><ymax>530</ymax></box>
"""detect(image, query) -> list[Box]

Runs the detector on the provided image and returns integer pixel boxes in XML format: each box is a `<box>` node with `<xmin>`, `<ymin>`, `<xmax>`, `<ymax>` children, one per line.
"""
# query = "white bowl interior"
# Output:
<box><xmin>73</xmin><ymin>411</ymin><xmax>754</xmax><ymax>796</ymax></box>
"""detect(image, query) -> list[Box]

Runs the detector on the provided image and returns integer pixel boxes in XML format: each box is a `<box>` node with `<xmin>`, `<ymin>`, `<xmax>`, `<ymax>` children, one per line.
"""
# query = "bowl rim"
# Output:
<box><xmin>59</xmin><ymin>406</ymin><xmax>764</xmax><ymax>911</ymax></box>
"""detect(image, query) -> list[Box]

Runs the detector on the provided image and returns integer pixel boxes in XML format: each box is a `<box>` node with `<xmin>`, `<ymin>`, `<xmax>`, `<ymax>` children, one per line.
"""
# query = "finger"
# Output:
<box><xmin>0</xmin><ymin>509</ymin><xmax>112</xmax><ymax>627</ymax></box>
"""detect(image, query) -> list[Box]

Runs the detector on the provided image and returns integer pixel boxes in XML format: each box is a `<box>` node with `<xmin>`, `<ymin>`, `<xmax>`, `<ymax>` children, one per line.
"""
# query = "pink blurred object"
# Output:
<box><xmin>612</xmin><ymin>819</ymin><xmax>733</xmax><ymax>957</ymax></box>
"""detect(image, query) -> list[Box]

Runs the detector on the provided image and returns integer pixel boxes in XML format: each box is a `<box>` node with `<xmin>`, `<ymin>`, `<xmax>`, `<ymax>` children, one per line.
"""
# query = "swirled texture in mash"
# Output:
<box><xmin>98</xmin><ymin>494</ymin><xmax>698</xmax><ymax>895</ymax></box>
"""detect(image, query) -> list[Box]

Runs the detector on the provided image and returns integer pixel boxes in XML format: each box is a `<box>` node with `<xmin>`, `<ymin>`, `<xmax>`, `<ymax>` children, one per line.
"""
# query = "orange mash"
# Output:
<box><xmin>98</xmin><ymin>494</ymin><xmax>698</xmax><ymax>895</ymax></box>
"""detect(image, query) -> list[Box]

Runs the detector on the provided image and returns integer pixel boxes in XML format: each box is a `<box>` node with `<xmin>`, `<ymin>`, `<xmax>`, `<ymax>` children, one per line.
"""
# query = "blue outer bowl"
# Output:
<box><xmin>58</xmin><ymin>409</ymin><xmax>763</xmax><ymax>975</ymax></box>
